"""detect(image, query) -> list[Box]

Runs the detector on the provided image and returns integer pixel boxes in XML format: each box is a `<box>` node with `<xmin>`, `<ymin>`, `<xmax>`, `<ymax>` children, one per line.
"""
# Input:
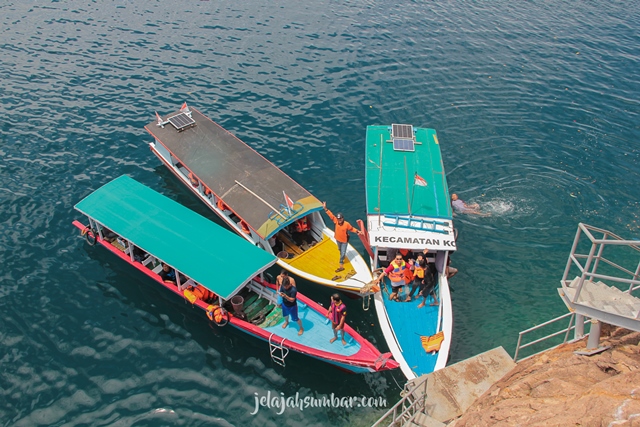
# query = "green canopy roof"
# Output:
<box><xmin>75</xmin><ymin>175</ymin><xmax>276</xmax><ymax>299</ymax></box>
<box><xmin>365</xmin><ymin>125</ymin><xmax>453</xmax><ymax>219</ymax></box>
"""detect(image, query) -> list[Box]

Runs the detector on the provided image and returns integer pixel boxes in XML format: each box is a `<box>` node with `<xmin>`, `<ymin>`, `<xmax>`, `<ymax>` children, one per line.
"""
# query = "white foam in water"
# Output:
<box><xmin>480</xmin><ymin>197</ymin><xmax>538</xmax><ymax>217</ymax></box>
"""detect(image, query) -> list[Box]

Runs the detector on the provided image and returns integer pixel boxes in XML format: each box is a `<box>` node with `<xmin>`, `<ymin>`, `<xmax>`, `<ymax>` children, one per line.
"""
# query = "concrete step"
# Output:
<box><xmin>409</xmin><ymin>411</ymin><xmax>446</xmax><ymax>427</ymax></box>
<box><xmin>409</xmin><ymin>347</ymin><xmax>516</xmax><ymax>424</ymax></box>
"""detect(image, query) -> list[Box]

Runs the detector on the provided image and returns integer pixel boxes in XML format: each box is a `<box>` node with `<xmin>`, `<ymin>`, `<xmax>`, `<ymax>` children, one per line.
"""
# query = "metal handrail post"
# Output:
<box><xmin>573</xmin><ymin>242</ymin><xmax>598</xmax><ymax>303</ymax></box>
<box><xmin>592</xmin><ymin>233</ymin><xmax>607</xmax><ymax>275</ymax></box>
<box><xmin>563</xmin><ymin>225</ymin><xmax>583</xmax><ymax>283</ymax></box>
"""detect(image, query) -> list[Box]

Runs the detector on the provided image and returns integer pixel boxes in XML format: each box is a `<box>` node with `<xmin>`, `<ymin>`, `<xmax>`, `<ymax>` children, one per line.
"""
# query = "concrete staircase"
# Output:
<box><xmin>373</xmin><ymin>347</ymin><xmax>516</xmax><ymax>427</ymax></box>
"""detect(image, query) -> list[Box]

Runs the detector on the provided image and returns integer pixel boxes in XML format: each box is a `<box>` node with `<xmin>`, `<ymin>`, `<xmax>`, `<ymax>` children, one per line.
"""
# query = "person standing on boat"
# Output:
<box><xmin>327</xmin><ymin>294</ymin><xmax>347</xmax><ymax>345</ymax></box>
<box><xmin>374</xmin><ymin>253</ymin><xmax>408</xmax><ymax>301</ymax></box>
<box><xmin>322</xmin><ymin>202</ymin><xmax>362</xmax><ymax>273</ymax></box>
<box><xmin>451</xmin><ymin>194</ymin><xmax>489</xmax><ymax>216</ymax></box>
<box><xmin>279</xmin><ymin>276</ymin><xmax>304</xmax><ymax>336</ymax></box>
<box><xmin>407</xmin><ymin>251</ymin><xmax>439</xmax><ymax>307</ymax></box>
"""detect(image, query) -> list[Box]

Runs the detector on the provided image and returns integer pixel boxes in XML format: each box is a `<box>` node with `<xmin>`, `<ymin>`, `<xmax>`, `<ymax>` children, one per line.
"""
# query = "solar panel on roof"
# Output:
<box><xmin>392</xmin><ymin>124</ymin><xmax>414</xmax><ymax>139</ymax></box>
<box><xmin>168</xmin><ymin>113</ymin><xmax>196</xmax><ymax>131</ymax></box>
<box><xmin>393</xmin><ymin>138</ymin><xmax>415</xmax><ymax>152</ymax></box>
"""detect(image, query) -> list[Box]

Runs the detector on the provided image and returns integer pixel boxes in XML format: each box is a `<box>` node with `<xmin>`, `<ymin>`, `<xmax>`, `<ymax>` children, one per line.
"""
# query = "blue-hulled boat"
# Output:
<box><xmin>361</xmin><ymin>124</ymin><xmax>456</xmax><ymax>380</ymax></box>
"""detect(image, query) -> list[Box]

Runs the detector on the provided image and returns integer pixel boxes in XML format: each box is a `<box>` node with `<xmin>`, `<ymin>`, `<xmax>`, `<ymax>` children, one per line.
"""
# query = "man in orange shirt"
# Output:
<box><xmin>322</xmin><ymin>202</ymin><xmax>362</xmax><ymax>272</ymax></box>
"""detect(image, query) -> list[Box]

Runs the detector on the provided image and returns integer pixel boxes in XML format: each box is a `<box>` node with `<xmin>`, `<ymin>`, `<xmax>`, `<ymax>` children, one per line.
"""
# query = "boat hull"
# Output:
<box><xmin>149</xmin><ymin>142</ymin><xmax>372</xmax><ymax>295</ymax></box>
<box><xmin>73</xmin><ymin>220</ymin><xmax>396</xmax><ymax>373</ymax></box>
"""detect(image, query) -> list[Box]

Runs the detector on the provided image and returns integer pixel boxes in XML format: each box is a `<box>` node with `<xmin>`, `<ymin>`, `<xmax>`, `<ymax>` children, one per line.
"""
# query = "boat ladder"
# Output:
<box><xmin>383</xmin><ymin>215</ymin><xmax>450</xmax><ymax>234</ymax></box>
<box><xmin>268</xmin><ymin>333</ymin><xmax>289</xmax><ymax>367</ymax></box>
<box><xmin>362</xmin><ymin>293</ymin><xmax>371</xmax><ymax>311</ymax></box>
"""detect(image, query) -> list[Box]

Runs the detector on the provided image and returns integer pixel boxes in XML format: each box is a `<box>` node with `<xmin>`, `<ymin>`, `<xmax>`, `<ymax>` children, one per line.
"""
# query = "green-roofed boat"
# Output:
<box><xmin>144</xmin><ymin>104</ymin><xmax>372</xmax><ymax>296</ymax></box>
<box><xmin>72</xmin><ymin>176</ymin><xmax>398</xmax><ymax>373</ymax></box>
<box><xmin>362</xmin><ymin>124</ymin><xmax>456</xmax><ymax>380</ymax></box>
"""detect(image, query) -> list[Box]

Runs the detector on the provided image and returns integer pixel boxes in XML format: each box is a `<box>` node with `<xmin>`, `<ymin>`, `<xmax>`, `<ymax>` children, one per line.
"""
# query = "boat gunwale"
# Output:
<box><xmin>72</xmin><ymin>219</ymin><xmax>397</xmax><ymax>372</ymax></box>
<box><xmin>148</xmin><ymin>140</ymin><xmax>373</xmax><ymax>293</ymax></box>
<box><xmin>144</xmin><ymin>107</ymin><xmax>322</xmax><ymax>240</ymax></box>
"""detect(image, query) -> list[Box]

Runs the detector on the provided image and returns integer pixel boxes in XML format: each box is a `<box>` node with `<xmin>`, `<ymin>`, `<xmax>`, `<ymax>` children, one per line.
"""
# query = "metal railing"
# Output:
<box><xmin>371</xmin><ymin>377</ymin><xmax>429</xmax><ymax>427</ymax></box>
<box><xmin>513</xmin><ymin>312</ymin><xmax>590</xmax><ymax>362</ymax></box>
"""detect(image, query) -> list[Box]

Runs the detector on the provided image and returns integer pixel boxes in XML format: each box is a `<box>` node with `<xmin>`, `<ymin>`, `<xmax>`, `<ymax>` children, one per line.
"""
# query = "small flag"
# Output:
<box><xmin>283</xmin><ymin>191</ymin><xmax>294</xmax><ymax>213</ymax></box>
<box><xmin>414</xmin><ymin>173</ymin><xmax>427</xmax><ymax>187</ymax></box>
<box><xmin>156</xmin><ymin>112</ymin><xmax>163</xmax><ymax>126</ymax></box>
<box><xmin>180</xmin><ymin>102</ymin><xmax>189</xmax><ymax>113</ymax></box>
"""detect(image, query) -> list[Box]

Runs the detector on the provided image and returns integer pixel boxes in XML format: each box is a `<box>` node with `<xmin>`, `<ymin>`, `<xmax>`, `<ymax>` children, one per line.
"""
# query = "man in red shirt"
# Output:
<box><xmin>322</xmin><ymin>202</ymin><xmax>362</xmax><ymax>272</ymax></box>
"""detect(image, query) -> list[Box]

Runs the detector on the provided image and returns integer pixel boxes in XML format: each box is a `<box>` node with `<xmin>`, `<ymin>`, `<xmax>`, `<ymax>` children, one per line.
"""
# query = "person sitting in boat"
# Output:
<box><xmin>279</xmin><ymin>276</ymin><xmax>303</xmax><ymax>336</ymax></box>
<box><xmin>291</xmin><ymin>215</ymin><xmax>315</xmax><ymax>248</ymax></box>
<box><xmin>327</xmin><ymin>293</ymin><xmax>347</xmax><ymax>345</ymax></box>
<box><xmin>188</xmin><ymin>172</ymin><xmax>199</xmax><ymax>188</ymax></box>
<box><xmin>407</xmin><ymin>251</ymin><xmax>439</xmax><ymax>307</ymax></box>
<box><xmin>132</xmin><ymin>246</ymin><xmax>147</xmax><ymax>263</ymax></box>
<box><xmin>322</xmin><ymin>202</ymin><xmax>362</xmax><ymax>273</ymax></box>
<box><xmin>374</xmin><ymin>253</ymin><xmax>410</xmax><ymax>302</ymax></box>
<box><xmin>159</xmin><ymin>263</ymin><xmax>176</xmax><ymax>284</ymax></box>
<box><xmin>269</xmin><ymin>235</ymin><xmax>282</xmax><ymax>254</ymax></box>
<box><xmin>451</xmin><ymin>194</ymin><xmax>489</xmax><ymax>216</ymax></box>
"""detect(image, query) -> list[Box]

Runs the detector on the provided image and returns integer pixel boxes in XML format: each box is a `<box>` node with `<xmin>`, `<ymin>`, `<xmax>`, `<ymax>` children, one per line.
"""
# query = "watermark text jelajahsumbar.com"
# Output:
<box><xmin>250</xmin><ymin>391</ymin><xmax>387</xmax><ymax>415</ymax></box>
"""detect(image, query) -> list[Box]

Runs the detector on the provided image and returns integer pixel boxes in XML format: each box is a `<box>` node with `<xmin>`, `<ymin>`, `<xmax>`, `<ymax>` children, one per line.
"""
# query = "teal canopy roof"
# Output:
<box><xmin>75</xmin><ymin>175</ymin><xmax>277</xmax><ymax>300</ymax></box>
<box><xmin>365</xmin><ymin>125</ymin><xmax>453</xmax><ymax>219</ymax></box>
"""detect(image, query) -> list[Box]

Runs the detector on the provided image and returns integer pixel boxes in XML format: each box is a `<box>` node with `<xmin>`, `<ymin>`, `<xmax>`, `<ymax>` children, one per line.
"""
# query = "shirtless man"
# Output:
<box><xmin>451</xmin><ymin>194</ymin><xmax>490</xmax><ymax>216</ymax></box>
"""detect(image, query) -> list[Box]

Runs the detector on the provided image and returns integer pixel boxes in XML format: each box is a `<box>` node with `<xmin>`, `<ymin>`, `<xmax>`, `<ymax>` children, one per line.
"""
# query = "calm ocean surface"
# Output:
<box><xmin>1</xmin><ymin>1</ymin><xmax>639</xmax><ymax>426</ymax></box>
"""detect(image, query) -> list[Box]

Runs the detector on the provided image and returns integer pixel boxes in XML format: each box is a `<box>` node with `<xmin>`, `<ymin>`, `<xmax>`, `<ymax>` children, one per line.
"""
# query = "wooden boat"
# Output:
<box><xmin>144</xmin><ymin>105</ymin><xmax>372</xmax><ymax>296</ymax></box>
<box><xmin>362</xmin><ymin>124</ymin><xmax>456</xmax><ymax>380</ymax></box>
<box><xmin>72</xmin><ymin>175</ymin><xmax>397</xmax><ymax>373</ymax></box>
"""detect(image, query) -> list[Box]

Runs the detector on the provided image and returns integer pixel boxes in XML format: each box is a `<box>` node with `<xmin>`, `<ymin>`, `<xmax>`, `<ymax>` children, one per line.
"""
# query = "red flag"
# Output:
<box><xmin>414</xmin><ymin>173</ymin><xmax>427</xmax><ymax>187</ymax></box>
<box><xmin>283</xmin><ymin>191</ymin><xmax>294</xmax><ymax>212</ymax></box>
<box><xmin>180</xmin><ymin>102</ymin><xmax>189</xmax><ymax>113</ymax></box>
<box><xmin>156</xmin><ymin>112</ymin><xmax>163</xmax><ymax>125</ymax></box>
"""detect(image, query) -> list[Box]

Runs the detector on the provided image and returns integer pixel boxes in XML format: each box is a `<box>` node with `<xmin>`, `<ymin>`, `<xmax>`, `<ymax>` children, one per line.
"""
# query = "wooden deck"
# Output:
<box><xmin>281</xmin><ymin>234</ymin><xmax>355</xmax><ymax>283</ymax></box>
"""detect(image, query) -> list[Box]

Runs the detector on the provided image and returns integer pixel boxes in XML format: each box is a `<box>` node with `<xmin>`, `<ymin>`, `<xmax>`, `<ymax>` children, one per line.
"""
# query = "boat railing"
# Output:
<box><xmin>382</xmin><ymin>214</ymin><xmax>451</xmax><ymax>235</ymax></box>
<box><xmin>371</xmin><ymin>377</ymin><xmax>429</xmax><ymax>427</ymax></box>
<box><xmin>513</xmin><ymin>312</ymin><xmax>590</xmax><ymax>362</ymax></box>
<box><xmin>268</xmin><ymin>202</ymin><xmax>304</xmax><ymax>226</ymax></box>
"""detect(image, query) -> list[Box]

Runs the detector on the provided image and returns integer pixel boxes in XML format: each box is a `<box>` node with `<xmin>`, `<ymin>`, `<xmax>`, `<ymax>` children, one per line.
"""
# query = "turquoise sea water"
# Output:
<box><xmin>1</xmin><ymin>2</ymin><xmax>639</xmax><ymax>426</ymax></box>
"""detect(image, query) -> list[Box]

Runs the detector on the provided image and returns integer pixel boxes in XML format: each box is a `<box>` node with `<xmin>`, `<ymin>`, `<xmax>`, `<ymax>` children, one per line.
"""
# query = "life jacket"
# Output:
<box><xmin>188</xmin><ymin>172</ymin><xmax>199</xmax><ymax>188</ymax></box>
<box><xmin>404</xmin><ymin>267</ymin><xmax>414</xmax><ymax>284</ymax></box>
<box><xmin>388</xmin><ymin>260</ymin><xmax>406</xmax><ymax>284</ymax></box>
<box><xmin>217</xmin><ymin>199</ymin><xmax>229</xmax><ymax>211</ymax></box>
<box><xmin>206</xmin><ymin>304</ymin><xmax>227</xmax><ymax>325</ymax></box>
<box><xmin>191</xmin><ymin>285</ymin><xmax>215</xmax><ymax>302</ymax></box>
<box><xmin>414</xmin><ymin>262</ymin><xmax>425</xmax><ymax>279</ymax></box>
<box><xmin>205</xmin><ymin>187</ymin><xmax>212</xmax><ymax>196</ymax></box>
<box><xmin>240</xmin><ymin>221</ymin><xmax>251</xmax><ymax>235</ymax></box>
<box><xmin>330</xmin><ymin>301</ymin><xmax>346</xmax><ymax>324</ymax></box>
<box><xmin>295</xmin><ymin>217</ymin><xmax>310</xmax><ymax>232</ymax></box>
<box><xmin>421</xmin><ymin>331</ymin><xmax>444</xmax><ymax>353</ymax></box>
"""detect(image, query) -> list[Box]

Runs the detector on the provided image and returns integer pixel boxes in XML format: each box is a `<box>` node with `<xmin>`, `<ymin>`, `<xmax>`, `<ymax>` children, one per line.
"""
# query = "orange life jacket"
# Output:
<box><xmin>388</xmin><ymin>260</ymin><xmax>406</xmax><ymax>284</ymax></box>
<box><xmin>414</xmin><ymin>263</ymin><xmax>425</xmax><ymax>279</ymax></box>
<box><xmin>295</xmin><ymin>217</ymin><xmax>310</xmax><ymax>232</ymax></box>
<box><xmin>206</xmin><ymin>304</ymin><xmax>226</xmax><ymax>324</ymax></box>
<box><xmin>188</xmin><ymin>172</ymin><xmax>199</xmax><ymax>188</ymax></box>
<box><xmin>240</xmin><ymin>221</ymin><xmax>251</xmax><ymax>235</ymax></box>
<box><xmin>216</xmin><ymin>199</ymin><xmax>229</xmax><ymax>211</ymax></box>
<box><xmin>191</xmin><ymin>285</ymin><xmax>215</xmax><ymax>302</ymax></box>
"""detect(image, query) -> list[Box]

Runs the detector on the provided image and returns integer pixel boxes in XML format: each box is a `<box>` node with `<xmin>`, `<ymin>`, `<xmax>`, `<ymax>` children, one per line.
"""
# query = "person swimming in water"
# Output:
<box><xmin>451</xmin><ymin>194</ymin><xmax>490</xmax><ymax>216</ymax></box>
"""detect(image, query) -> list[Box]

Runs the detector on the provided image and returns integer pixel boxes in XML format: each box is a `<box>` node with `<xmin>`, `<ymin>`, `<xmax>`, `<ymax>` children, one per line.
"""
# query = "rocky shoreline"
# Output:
<box><xmin>450</xmin><ymin>326</ymin><xmax>640</xmax><ymax>427</ymax></box>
